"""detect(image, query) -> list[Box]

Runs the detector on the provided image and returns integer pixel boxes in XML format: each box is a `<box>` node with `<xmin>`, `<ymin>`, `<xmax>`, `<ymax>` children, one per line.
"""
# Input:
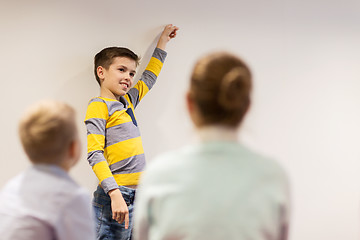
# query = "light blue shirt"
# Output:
<box><xmin>134</xmin><ymin>127</ymin><xmax>290</xmax><ymax>240</ymax></box>
<box><xmin>0</xmin><ymin>164</ymin><xmax>96</xmax><ymax>240</ymax></box>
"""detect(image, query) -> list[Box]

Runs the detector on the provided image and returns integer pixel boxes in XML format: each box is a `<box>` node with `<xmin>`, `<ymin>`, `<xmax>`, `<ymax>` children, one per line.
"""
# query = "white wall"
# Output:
<box><xmin>1</xmin><ymin>0</ymin><xmax>360</xmax><ymax>239</ymax></box>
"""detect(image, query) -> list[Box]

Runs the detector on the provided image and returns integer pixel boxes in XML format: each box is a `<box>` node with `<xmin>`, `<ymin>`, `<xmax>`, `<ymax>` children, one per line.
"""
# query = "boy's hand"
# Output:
<box><xmin>108</xmin><ymin>188</ymin><xmax>129</xmax><ymax>228</ymax></box>
<box><xmin>156</xmin><ymin>24</ymin><xmax>179</xmax><ymax>50</ymax></box>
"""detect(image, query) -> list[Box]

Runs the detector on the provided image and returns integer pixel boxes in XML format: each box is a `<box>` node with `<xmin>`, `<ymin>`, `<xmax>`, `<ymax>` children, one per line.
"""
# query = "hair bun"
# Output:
<box><xmin>218</xmin><ymin>67</ymin><xmax>251</xmax><ymax>111</ymax></box>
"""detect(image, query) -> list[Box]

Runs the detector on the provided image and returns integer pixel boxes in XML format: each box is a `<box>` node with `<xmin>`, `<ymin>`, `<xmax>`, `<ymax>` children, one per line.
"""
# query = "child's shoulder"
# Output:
<box><xmin>87</xmin><ymin>97</ymin><xmax>119</xmax><ymax>106</ymax></box>
<box><xmin>88</xmin><ymin>96</ymin><xmax>114</xmax><ymax>104</ymax></box>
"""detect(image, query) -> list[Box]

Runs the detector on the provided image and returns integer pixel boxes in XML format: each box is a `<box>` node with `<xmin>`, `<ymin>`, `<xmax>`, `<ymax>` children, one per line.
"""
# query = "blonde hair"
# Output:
<box><xmin>189</xmin><ymin>52</ymin><xmax>252</xmax><ymax>127</ymax></box>
<box><xmin>19</xmin><ymin>100</ymin><xmax>77</xmax><ymax>164</ymax></box>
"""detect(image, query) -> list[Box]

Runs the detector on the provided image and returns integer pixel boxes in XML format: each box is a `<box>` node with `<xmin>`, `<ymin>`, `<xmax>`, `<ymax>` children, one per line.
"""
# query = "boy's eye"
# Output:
<box><xmin>130</xmin><ymin>73</ymin><xmax>135</xmax><ymax>77</ymax></box>
<box><xmin>118</xmin><ymin>68</ymin><xmax>124</xmax><ymax>72</ymax></box>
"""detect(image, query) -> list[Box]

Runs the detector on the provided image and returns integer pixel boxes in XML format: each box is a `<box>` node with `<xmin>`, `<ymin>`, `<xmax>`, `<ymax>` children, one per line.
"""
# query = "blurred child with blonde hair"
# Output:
<box><xmin>0</xmin><ymin>100</ymin><xmax>95</xmax><ymax>240</ymax></box>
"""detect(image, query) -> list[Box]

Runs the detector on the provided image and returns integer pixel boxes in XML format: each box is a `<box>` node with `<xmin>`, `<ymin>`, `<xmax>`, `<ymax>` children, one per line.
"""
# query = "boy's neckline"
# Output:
<box><xmin>97</xmin><ymin>96</ymin><xmax>129</xmax><ymax>108</ymax></box>
<box><xmin>97</xmin><ymin>96</ymin><xmax>119</xmax><ymax>101</ymax></box>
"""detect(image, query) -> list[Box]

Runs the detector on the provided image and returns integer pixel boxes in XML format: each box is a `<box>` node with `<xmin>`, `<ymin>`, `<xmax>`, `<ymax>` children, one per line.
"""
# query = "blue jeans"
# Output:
<box><xmin>93</xmin><ymin>185</ymin><xmax>136</xmax><ymax>240</ymax></box>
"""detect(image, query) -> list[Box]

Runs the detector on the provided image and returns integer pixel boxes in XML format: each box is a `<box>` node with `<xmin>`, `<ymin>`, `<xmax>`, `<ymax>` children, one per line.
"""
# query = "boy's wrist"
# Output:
<box><xmin>108</xmin><ymin>188</ymin><xmax>121</xmax><ymax>197</ymax></box>
<box><xmin>156</xmin><ymin>39</ymin><xmax>168</xmax><ymax>50</ymax></box>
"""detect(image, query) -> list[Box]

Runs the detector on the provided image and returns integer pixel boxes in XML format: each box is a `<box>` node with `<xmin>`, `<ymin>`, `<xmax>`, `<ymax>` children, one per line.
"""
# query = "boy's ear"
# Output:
<box><xmin>97</xmin><ymin>66</ymin><xmax>105</xmax><ymax>80</ymax></box>
<box><xmin>68</xmin><ymin>139</ymin><xmax>81</xmax><ymax>162</ymax></box>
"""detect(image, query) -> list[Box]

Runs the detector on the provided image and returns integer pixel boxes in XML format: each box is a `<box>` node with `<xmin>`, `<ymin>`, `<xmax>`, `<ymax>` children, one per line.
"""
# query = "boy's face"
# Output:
<box><xmin>99</xmin><ymin>57</ymin><xmax>137</xmax><ymax>99</ymax></box>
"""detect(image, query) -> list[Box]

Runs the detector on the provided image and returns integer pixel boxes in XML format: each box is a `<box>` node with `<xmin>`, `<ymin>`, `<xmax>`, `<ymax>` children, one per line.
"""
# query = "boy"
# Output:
<box><xmin>85</xmin><ymin>24</ymin><xmax>178</xmax><ymax>239</ymax></box>
<box><xmin>0</xmin><ymin>100</ymin><xmax>95</xmax><ymax>240</ymax></box>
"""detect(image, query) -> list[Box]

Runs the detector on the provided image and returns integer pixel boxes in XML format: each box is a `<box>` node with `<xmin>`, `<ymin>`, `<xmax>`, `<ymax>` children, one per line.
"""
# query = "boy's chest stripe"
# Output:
<box><xmin>105</xmin><ymin>121</ymin><xmax>141</xmax><ymax>148</ymax></box>
<box><xmin>106</xmin><ymin>103</ymin><xmax>138</xmax><ymax>128</ymax></box>
<box><xmin>106</xmin><ymin>109</ymin><xmax>131</xmax><ymax>128</ymax></box>
<box><xmin>109</xmin><ymin>154</ymin><xmax>146</xmax><ymax>174</ymax></box>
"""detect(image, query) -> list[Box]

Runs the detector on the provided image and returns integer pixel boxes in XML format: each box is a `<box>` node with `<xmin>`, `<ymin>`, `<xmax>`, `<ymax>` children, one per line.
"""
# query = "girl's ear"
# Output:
<box><xmin>186</xmin><ymin>91</ymin><xmax>194</xmax><ymax>115</ymax></box>
<box><xmin>186</xmin><ymin>91</ymin><xmax>202</xmax><ymax>127</ymax></box>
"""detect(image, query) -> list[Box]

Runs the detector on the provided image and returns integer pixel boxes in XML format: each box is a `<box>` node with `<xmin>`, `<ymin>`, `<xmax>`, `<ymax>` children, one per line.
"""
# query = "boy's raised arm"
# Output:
<box><xmin>127</xmin><ymin>24</ymin><xmax>179</xmax><ymax>108</ymax></box>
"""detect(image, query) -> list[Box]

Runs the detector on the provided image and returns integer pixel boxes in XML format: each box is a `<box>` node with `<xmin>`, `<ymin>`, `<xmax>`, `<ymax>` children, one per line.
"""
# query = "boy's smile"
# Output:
<box><xmin>99</xmin><ymin>57</ymin><xmax>137</xmax><ymax>100</ymax></box>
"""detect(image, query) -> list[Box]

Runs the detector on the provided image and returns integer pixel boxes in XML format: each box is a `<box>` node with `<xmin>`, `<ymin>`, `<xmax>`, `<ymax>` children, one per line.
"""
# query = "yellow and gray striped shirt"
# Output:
<box><xmin>85</xmin><ymin>48</ymin><xmax>167</xmax><ymax>193</ymax></box>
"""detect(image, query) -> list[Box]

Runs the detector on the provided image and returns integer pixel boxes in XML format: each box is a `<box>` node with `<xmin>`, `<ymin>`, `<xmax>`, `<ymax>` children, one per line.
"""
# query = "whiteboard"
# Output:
<box><xmin>0</xmin><ymin>1</ymin><xmax>359</xmax><ymax>239</ymax></box>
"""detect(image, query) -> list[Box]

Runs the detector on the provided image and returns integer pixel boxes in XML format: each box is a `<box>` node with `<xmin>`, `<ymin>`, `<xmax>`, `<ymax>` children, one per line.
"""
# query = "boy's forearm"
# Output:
<box><xmin>156</xmin><ymin>39</ymin><xmax>167</xmax><ymax>51</ymax></box>
<box><xmin>88</xmin><ymin>150</ymin><xmax>118</xmax><ymax>193</ymax></box>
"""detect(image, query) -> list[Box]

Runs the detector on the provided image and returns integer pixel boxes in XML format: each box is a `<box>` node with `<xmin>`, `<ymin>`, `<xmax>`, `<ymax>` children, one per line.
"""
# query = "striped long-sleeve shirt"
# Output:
<box><xmin>85</xmin><ymin>48</ymin><xmax>167</xmax><ymax>194</ymax></box>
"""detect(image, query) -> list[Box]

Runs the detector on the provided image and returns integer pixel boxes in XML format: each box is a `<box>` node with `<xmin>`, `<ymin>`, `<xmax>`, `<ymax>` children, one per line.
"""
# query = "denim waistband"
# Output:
<box><xmin>94</xmin><ymin>185</ymin><xmax>137</xmax><ymax>204</ymax></box>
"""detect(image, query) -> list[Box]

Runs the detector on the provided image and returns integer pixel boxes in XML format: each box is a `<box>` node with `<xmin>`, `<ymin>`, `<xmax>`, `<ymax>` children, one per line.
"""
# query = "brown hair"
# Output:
<box><xmin>189</xmin><ymin>52</ymin><xmax>252</xmax><ymax>127</ymax></box>
<box><xmin>19</xmin><ymin>100</ymin><xmax>77</xmax><ymax>164</ymax></box>
<box><xmin>94</xmin><ymin>47</ymin><xmax>140</xmax><ymax>85</ymax></box>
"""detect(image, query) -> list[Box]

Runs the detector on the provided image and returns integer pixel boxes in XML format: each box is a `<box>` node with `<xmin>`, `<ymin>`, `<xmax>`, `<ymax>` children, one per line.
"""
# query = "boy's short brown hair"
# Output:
<box><xmin>19</xmin><ymin>100</ymin><xmax>77</xmax><ymax>164</ymax></box>
<box><xmin>94</xmin><ymin>47</ymin><xmax>140</xmax><ymax>85</ymax></box>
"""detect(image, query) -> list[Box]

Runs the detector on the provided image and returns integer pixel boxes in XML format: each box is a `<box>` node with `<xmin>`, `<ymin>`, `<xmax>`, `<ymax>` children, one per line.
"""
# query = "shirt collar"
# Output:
<box><xmin>196</xmin><ymin>125</ymin><xmax>238</xmax><ymax>143</ymax></box>
<box><xmin>32</xmin><ymin>164</ymin><xmax>71</xmax><ymax>180</ymax></box>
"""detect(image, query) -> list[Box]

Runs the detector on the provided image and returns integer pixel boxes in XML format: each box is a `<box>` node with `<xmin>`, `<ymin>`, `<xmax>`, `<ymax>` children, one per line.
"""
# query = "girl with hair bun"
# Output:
<box><xmin>134</xmin><ymin>52</ymin><xmax>290</xmax><ymax>240</ymax></box>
